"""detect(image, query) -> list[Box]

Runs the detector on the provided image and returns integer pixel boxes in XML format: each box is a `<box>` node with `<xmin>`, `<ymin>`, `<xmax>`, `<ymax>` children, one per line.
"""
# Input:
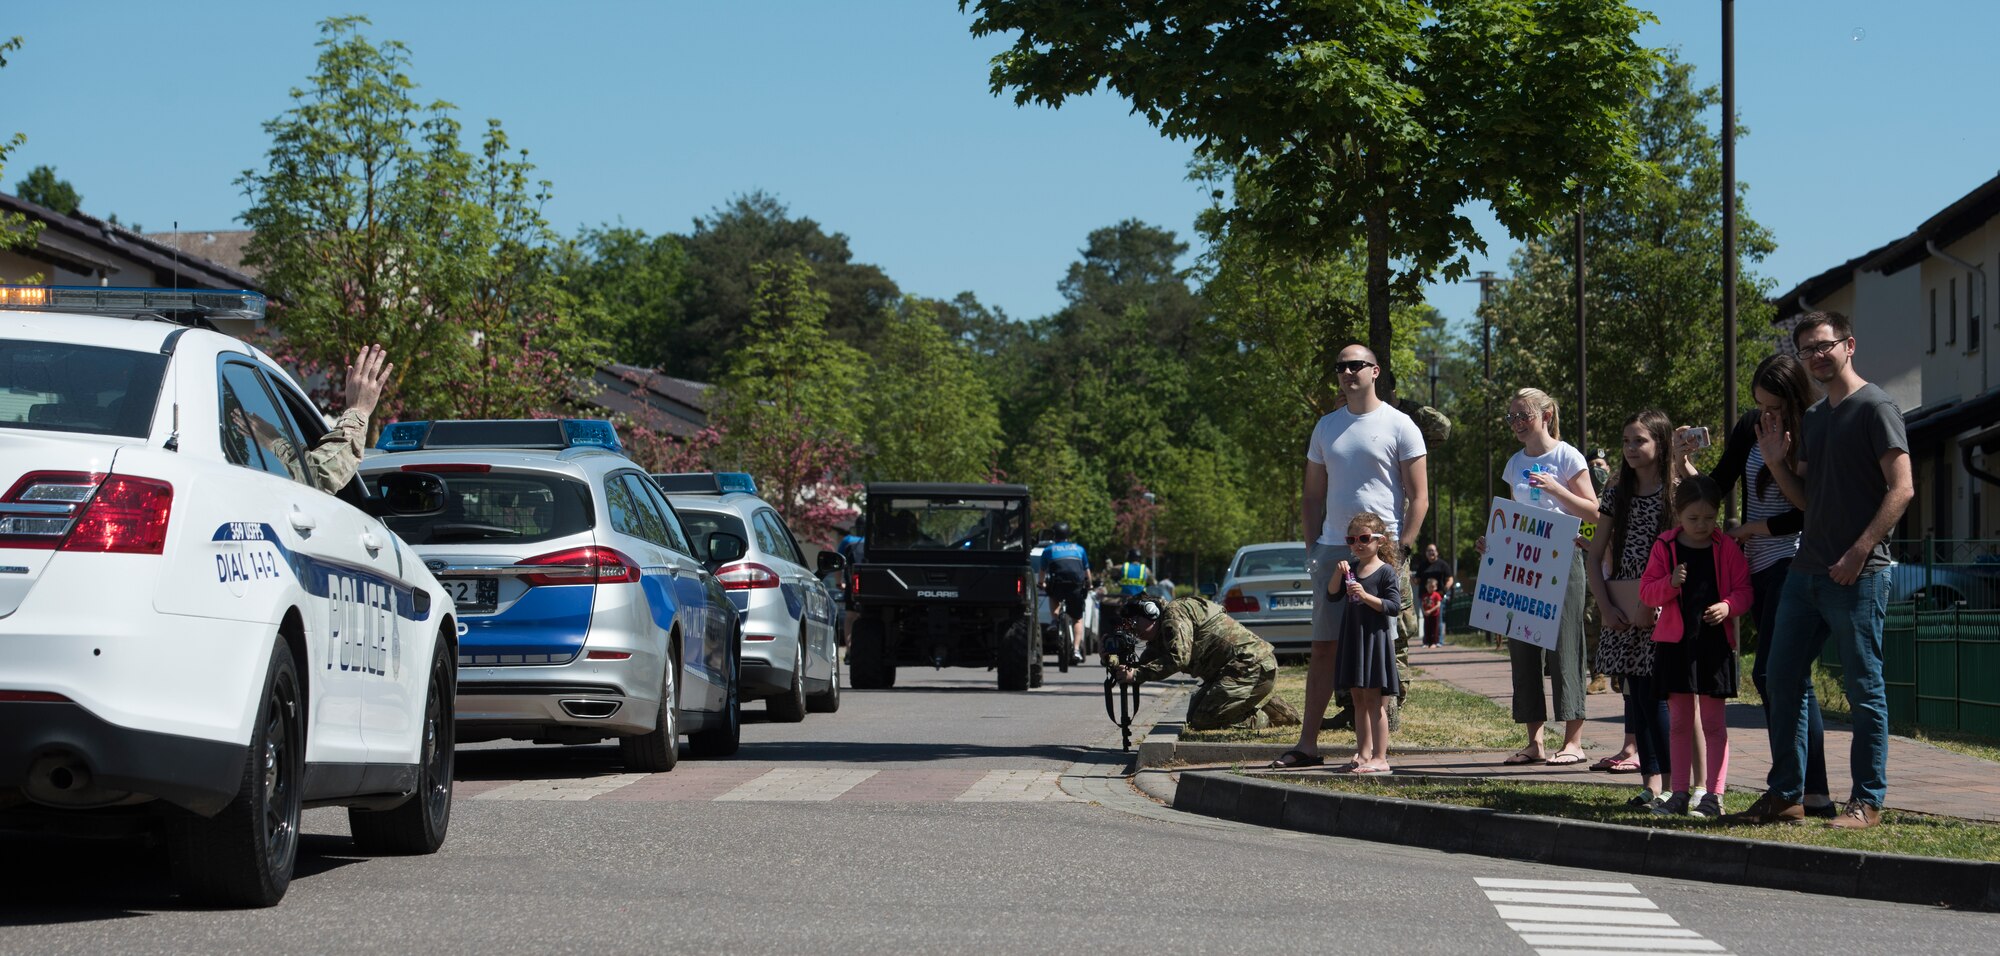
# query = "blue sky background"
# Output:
<box><xmin>5</xmin><ymin>1</ymin><xmax>1997</xmax><ymax>337</ymax></box>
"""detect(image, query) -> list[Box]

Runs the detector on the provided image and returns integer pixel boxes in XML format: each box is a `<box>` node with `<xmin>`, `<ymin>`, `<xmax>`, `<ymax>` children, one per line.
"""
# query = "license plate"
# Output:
<box><xmin>443</xmin><ymin>577</ymin><xmax>499</xmax><ymax>614</ymax></box>
<box><xmin>1270</xmin><ymin>594</ymin><xmax>1313</xmax><ymax>610</ymax></box>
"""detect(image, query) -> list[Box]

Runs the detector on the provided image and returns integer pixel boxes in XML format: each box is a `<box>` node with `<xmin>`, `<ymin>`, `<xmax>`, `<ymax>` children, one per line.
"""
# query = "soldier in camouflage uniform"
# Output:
<box><xmin>1112</xmin><ymin>596</ymin><xmax>1301</xmax><ymax>731</ymax></box>
<box><xmin>231</xmin><ymin>344</ymin><xmax>394</xmax><ymax>494</ymax></box>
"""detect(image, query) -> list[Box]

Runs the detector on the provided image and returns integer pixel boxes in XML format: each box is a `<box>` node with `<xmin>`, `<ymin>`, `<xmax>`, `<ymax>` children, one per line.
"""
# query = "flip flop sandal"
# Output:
<box><xmin>1607</xmin><ymin>757</ymin><xmax>1642</xmax><ymax>773</ymax></box>
<box><xmin>1502</xmin><ymin>750</ymin><xmax>1542</xmax><ymax>765</ymax></box>
<box><xmin>1351</xmin><ymin>765</ymin><xmax>1393</xmax><ymax>775</ymax></box>
<box><xmin>1544</xmin><ymin>751</ymin><xmax>1588</xmax><ymax>766</ymax></box>
<box><xmin>1267</xmin><ymin>749</ymin><xmax>1325</xmax><ymax>770</ymax></box>
<box><xmin>1589</xmin><ymin>755</ymin><xmax>1622</xmax><ymax>771</ymax></box>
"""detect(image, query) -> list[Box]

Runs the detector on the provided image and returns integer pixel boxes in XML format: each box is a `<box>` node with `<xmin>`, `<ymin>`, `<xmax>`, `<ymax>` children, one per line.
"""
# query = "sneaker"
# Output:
<box><xmin>1724</xmin><ymin>790</ymin><xmax>1806</xmax><ymax>824</ymax></box>
<box><xmin>1650</xmin><ymin>791</ymin><xmax>1690</xmax><ymax>816</ymax></box>
<box><xmin>1826</xmin><ymin>800</ymin><xmax>1882</xmax><ymax>830</ymax></box>
<box><xmin>1690</xmin><ymin>793</ymin><xmax>1723</xmax><ymax>818</ymax></box>
<box><xmin>1625</xmin><ymin>789</ymin><xmax>1662</xmax><ymax>809</ymax></box>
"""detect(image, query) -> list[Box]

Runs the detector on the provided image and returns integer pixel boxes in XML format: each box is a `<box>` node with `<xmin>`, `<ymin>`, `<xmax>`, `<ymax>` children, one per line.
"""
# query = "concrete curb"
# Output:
<box><xmin>1174</xmin><ymin>771</ymin><xmax>2000</xmax><ymax>912</ymax></box>
<box><xmin>1136</xmin><ymin>719</ymin><xmax>1482</xmax><ymax>769</ymax></box>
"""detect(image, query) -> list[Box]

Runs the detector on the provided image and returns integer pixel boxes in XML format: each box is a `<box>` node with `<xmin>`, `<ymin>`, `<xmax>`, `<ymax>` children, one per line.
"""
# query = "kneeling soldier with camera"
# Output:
<box><xmin>1111</xmin><ymin>596</ymin><xmax>1302</xmax><ymax>731</ymax></box>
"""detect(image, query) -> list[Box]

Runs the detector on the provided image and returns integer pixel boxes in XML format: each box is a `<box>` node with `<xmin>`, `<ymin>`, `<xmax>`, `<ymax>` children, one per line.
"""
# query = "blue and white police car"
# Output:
<box><xmin>0</xmin><ymin>287</ymin><xmax>459</xmax><ymax>907</ymax></box>
<box><xmin>360</xmin><ymin>420</ymin><xmax>742</xmax><ymax>770</ymax></box>
<box><xmin>657</xmin><ymin>472</ymin><xmax>844</xmax><ymax>719</ymax></box>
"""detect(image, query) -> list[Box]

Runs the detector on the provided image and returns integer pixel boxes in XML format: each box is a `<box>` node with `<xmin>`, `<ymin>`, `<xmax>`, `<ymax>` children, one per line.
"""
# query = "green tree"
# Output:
<box><xmin>558</xmin><ymin>225</ymin><xmax>691</xmax><ymax>369</ymax></box>
<box><xmin>238</xmin><ymin>17</ymin><xmax>602</xmax><ymax>424</ymax></box>
<box><xmin>709</xmin><ymin>258</ymin><xmax>867</xmax><ymax>541</ymax></box>
<box><xmin>1479</xmin><ymin>53</ymin><xmax>1775</xmax><ymax>457</ymax></box>
<box><xmin>862</xmin><ymin>298</ymin><xmax>1003</xmax><ymax>482</ymax></box>
<box><xmin>676</xmin><ymin>191</ymin><xmax>900</xmax><ymax>381</ymax></box>
<box><xmin>0</xmin><ymin>37</ymin><xmax>43</xmax><ymax>268</ymax></box>
<box><xmin>14</xmin><ymin>164</ymin><xmax>78</xmax><ymax>215</ymax></box>
<box><xmin>966</xmin><ymin>0</ymin><xmax>1656</xmax><ymax>400</ymax></box>
<box><xmin>1154</xmin><ymin>435</ymin><xmax>1253</xmax><ymax>577</ymax></box>
<box><xmin>1009</xmin><ymin>406</ymin><xmax>1114</xmax><ymax>552</ymax></box>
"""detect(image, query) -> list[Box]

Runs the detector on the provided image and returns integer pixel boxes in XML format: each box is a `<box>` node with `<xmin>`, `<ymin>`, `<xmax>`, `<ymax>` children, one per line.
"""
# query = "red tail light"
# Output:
<box><xmin>0</xmin><ymin>472</ymin><xmax>172</xmax><ymax>554</ymax></box>
<box><xmin>1222</xmin><ymin>587</ymin><xmax>1260</xmax><ymax>614</ymax></box>
<box><xmin>715</xmin><ymin>562</ymin><xmax>780</xmax><ymax>590</ymax></box>
<box><xmin>516</xmin><ymin>546</ymin><xmax>641</xmax><ymax>586</ymax></box>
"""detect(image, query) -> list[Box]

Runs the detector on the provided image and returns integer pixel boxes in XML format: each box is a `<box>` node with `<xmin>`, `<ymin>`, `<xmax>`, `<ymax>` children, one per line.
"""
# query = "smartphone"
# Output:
<box><xmin>1686</xmin><ymin>426</ymin><xmax>1711</xmax><ymax>451</ymax></box>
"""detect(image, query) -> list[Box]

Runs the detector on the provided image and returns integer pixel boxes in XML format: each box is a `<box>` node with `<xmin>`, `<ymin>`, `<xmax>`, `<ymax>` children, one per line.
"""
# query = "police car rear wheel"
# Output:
<box><xmin>349</xmin><ymin>630</ymin><xmax>455</xmax><ymax>854</ymax></box>
<box><xmin>806</xmin><ymin>649</ymin><xmax>841</xmax><ymax>713</ymax></box>
<box><xmin>767</xmin><ymin>635</ymin><xmax>808</xmax><ymax>723</ymax></box>
<box><xmin>170</xmin><ymin>637</ymin><xmax>302</xmax><ymax>908</ymax></box>
<box><xmin>688</xmin><ymin>637</ymin><xmax>741</xmax><ymax>758</ymax></box>
<box><xmin>620</xmin><ymin>654</ymin><xmax>680</xmax><ymax>772</ymax></box>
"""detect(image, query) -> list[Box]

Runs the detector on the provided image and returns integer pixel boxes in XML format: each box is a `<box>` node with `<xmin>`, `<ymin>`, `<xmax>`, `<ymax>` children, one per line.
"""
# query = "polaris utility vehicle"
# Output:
<box><xmin>846</xmin><ymin>483</ymin><xmax>1039</xmax><ymax>691</ymax></box>
<box><xmin>361</xmin><ymin>418</ymin><xmax>743</xmax><ymax>771</ymax></box>
<box><xmin>0</xmin><ymin>286</ymin><xmax>457</xmax><ymax>907</ymax></box>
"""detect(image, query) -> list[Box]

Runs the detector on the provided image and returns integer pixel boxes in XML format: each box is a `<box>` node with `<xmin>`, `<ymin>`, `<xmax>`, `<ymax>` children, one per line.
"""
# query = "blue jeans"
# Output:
<box><xmin>1749</xmin><ymin>559</ymin><xmax>1828</xmax><ymax>798</ymax></box>
<box><xmin>1766</xmin><ymin>568</ymin><xmax>1891</xmax><ymax>807</ymax></box>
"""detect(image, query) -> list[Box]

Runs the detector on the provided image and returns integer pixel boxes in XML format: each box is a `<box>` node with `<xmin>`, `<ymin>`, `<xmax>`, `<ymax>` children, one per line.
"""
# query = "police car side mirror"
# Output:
<box><xmin>816</xmin><ymin>550</ymin><xmax>846</xmax><ymax>575</ymax></box>
<box><xmin>364</xmin><ymin>472</ymin><xmax>447</xmax><ymax>518</ymax></box>
<box><xmin>705</xmin><ymin>531</ymin><xmax>747</xmax><ymax>567</ymax></box>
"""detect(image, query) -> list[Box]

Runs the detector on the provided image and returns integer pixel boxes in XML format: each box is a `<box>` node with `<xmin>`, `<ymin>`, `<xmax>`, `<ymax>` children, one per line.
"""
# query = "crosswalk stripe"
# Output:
<box><xmin>1519</xmin><ymin>936</ymin><xmax>1724</xmax><ymax>951</ymax></box>
<box><xmin>1484</xmin><ymin>891</ymin><xmax>1661</xmax><ymax>909</ymax></box>
<box><xmin>471</xmin><ymin>773</ymin><xmax>649</xmax><ymax>801</ymax></box>
<box><xmin>715</xmin><ymin>768</ymin><xmax>877</xmax><ymax>801</ymax></box>
<box><xmin>1478</xmin><ymin>878</ymin><xmax>1641</xmax><ymax>893</ymax></box>
<box><xmin>1493</xmin><ymin>906</ymin><xmax>1680</xmax><ymax>927</ymax></box>
<box><xmin>1534</xmin><ymin>949</ymin><xmax>1727</xmax><ymax>956</ymax></box>
<box><xmin>1509</xmin><ymin>925</ymin><xmax>1701</xmax><ymax>938</ymax></box>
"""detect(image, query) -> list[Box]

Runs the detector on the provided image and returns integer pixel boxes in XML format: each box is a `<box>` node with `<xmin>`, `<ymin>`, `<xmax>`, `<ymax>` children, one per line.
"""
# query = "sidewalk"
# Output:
<box><xmin>1355</xmin><ymin>645</ymin><xmax>2000</xmax><ymax>823</ymax></box>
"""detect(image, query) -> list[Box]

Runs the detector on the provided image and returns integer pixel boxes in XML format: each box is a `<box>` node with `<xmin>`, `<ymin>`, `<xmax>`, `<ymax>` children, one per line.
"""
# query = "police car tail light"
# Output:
<box><xmin>61</xmin><ymin>475</ymin><xmax>174</xmax><ymax>554</ymax></box>
<box><xmin>1222</xmin><ymin>587</ymin><xmax>1260</xmax><ymax>613</ymax></box>
<box><xmin>0</xmin><ymin>471</ymin><xmax>105</xmax><ymax>548</ymax></box>
<box><xmin>516</xmin><ymin>546</ymin><xmax>641</xmax><ymax>586</ymax></box>
<box><xmin>714</xmin><ymin>562</ymin><xmax>780</xmax><ymax>591</ymax></box>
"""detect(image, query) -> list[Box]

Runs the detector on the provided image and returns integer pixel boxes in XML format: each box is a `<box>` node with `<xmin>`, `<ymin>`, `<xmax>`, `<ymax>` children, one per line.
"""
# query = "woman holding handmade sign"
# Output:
<box><xmin>1486</xmin><ymin>388</ymin><xmax>1600</xmax><ymax>765</ymax></box>
<box><xmin>1586</xmin><ymin>410</ymin><xmax>1675</xmax><ymax>807</ymax></box>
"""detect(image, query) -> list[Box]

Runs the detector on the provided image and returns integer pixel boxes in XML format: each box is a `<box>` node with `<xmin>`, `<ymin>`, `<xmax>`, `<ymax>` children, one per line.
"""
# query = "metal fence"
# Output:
<box><xmin>1820</xmin><ymin>603</ymin><xmax>2000</xmax><ymax>738</ymax></box>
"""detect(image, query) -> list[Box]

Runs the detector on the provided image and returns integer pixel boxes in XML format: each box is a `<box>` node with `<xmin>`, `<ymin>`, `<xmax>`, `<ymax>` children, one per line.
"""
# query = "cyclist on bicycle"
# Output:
<box><xmin>1038</xmin><ymin>522</ymin><xmax>1094</xmax><ymax>666</ymax></box>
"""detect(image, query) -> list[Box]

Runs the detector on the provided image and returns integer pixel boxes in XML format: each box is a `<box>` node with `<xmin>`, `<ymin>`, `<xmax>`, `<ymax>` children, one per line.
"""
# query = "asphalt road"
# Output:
<box><xmin>5</xmin><ymin>662</ymin><xmax>1998</xmax><ymax>954</ymax></box>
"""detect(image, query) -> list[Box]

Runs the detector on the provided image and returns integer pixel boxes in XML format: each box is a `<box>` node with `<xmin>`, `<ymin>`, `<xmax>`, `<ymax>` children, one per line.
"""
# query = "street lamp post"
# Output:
<box><xmin>1721</xmin><ymin>0</ymin><xmax>1740</xmax><ymax>521</ymax></box>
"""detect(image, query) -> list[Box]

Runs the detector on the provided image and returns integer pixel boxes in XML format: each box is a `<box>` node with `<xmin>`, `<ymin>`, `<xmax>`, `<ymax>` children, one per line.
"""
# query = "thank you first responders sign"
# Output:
<box><xmin>1472</xmin><ymin>497</ymin><xmax>1583</xmax><ymax>651</ymax></box>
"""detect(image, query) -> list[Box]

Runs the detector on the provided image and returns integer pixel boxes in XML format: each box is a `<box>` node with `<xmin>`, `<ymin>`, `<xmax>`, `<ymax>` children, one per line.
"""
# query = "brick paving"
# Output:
<box><xmin>1335</xmin><ymin>644</ymin><xmax>2000</xmax><ymax>822</ymax></box>
<box><xmin>460</xmin><ymin>765</ymin><xmax>1083</xmax><ymax>803</ymax></box>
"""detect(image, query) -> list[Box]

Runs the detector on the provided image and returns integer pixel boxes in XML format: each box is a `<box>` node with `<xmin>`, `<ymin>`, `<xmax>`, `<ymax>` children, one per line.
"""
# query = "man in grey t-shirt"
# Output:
<box><xmin>1730</xmin><ymin>312</ymin><xmax>1912</xmax><ymax>830</ymax></box>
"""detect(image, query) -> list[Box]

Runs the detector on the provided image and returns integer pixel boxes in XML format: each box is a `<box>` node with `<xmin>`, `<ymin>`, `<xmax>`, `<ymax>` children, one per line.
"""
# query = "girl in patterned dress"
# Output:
<box><xmin>1586</xmin><ymin>410</ymin><xmax>1675</xmax><ymax>808</ymax></box>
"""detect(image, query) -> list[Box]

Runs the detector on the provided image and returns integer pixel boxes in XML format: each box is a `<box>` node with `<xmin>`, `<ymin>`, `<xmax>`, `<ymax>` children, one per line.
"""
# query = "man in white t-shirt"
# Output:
<box><xmin>1271</xmin><ymin>345</ymin><xmax>1428</xmax><ymax>769</ymax></box>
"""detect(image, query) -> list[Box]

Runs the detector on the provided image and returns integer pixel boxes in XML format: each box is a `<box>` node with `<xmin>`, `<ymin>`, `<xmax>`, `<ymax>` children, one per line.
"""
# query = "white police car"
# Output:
<box><xmin>658</xmin><ymin>472</ymin><xmax>844</xmax><ymax>719</ymax></box>
<box><xmin>361</xmin><ymin>420</ymin><xmax>742</xmax><ymax>770</ymax></box>
<box><xmin>0</xmin><ymin>287</ymin><xmax>458</xmax><ymax>907</ymax></box>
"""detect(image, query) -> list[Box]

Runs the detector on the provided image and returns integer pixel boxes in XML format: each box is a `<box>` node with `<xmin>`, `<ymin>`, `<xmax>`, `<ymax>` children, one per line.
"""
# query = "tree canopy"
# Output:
<box><xmin>14</xmin><ymin>164</ymin><xmax>78</xmax><ymax>215</ymax></box>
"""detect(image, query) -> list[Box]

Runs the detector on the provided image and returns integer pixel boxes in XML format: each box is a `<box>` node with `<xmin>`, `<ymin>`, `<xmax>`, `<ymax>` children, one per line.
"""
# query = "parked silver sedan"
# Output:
<box><xmin>1218</xmin><ymin>542</ymin><xmax>1315</xmax><ymax>658</ymax></box>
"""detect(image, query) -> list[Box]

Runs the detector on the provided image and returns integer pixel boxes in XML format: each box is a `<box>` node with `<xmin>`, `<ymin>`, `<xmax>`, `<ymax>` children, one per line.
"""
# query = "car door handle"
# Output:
<box><xmin>361</xmin><ymin>531</ymin><xmax>383</xmax><ymax>554</ymax></box>
<box><xmin>288</xmin><ymin>509</ymin><xmax>317</xmax><ymax>534</ymax></box>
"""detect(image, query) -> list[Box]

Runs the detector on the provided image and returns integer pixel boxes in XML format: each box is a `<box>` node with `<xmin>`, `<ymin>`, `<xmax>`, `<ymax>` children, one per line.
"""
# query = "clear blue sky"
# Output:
<box><xmin>6</xmin><ymin>2</ymin><xmax>1997</xmax><ymax>334</ymax></box>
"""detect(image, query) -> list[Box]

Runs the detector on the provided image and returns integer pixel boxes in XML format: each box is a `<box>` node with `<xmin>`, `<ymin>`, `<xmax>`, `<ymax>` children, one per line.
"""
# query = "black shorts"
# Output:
<box><xmin>1047</xmin><ymin>582</ymin><xmax>1086</xmax><ymax>619</ymax></box>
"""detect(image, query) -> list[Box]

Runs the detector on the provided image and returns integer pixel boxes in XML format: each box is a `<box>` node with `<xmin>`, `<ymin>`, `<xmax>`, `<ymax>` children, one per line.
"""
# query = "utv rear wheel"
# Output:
<box><xmin>349</xmin><ymin>629</ymin><xmax>456</xmax><ymax>854</ymax></box>
<box><xmin>998</xmin><ymin>619</ymin><xmax>1032</xmax><ymax>691</ymax></box>
<box><xmin>169</xmin><ymin>637</ymin><xmax>302</xmax><ymax>907</ymax></box>
<box><xmin>849</xmin><ymin>616</ymin><xmax>894</xmax><ymax>689</ymax></box>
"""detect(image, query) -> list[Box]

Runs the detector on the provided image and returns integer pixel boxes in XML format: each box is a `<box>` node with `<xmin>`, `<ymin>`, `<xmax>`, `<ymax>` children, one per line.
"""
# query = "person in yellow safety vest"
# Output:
<box><xmin>1116</xmin><ymin>548</ymin><xmax>1155</xmax><ymax>598</ymax></box>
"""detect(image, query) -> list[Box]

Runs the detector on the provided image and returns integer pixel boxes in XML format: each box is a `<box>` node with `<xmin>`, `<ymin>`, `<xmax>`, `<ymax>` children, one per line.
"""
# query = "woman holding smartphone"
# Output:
<box><xmin>1486</xmin><ymin>388</ymin><xmax>1600</xmax><ymax>765</ymax></box>
<box><xmin>1674</xmin><ymin>354</ymin><xmax>1836</xmax><ymax>818</ymax></box>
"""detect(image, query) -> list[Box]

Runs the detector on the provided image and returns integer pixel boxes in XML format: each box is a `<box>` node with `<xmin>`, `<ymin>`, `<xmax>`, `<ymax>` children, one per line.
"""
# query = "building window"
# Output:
<box><xmin>1949</xmin><ymin>276</ymin><xmax>1958</xmax><ymax>345</ymax></box>
<box><xmin>1929</xmin><ymin>288</ymin><xmax>1938</xmax><ymax>353</ymax></box>
<box><xmin>1969</xmin><ymin>267</ymin><xmax>1982</xmax><ymax>354</ymax></box>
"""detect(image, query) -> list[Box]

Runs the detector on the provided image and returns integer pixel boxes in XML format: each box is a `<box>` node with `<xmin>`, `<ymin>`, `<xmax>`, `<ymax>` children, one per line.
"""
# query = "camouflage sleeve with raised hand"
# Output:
<box><xmin>301</xmin><ymin>409</ymin><xmax>369</xmax><ymax>493</ymax></box>
<box><xmin>1132</xmin><ymin>604</ymin><xmax>1195</xmax><ymax>683</ymax></box>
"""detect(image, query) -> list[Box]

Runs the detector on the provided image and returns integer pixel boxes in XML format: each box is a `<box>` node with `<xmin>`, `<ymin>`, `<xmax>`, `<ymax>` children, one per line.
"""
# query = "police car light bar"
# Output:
<box><xmin>375</xmin><ymin>418</ymin><xmax>623</xmax><ymax>454</ymax></box>
<box><xmin>0</xmin><ymin>285</ymin><xmax>267</xmax><ymax>323</ymax></box>
<box><xmin>651</xmin><ymin>472</ymin><xmax>759</xmax><ymax>496</ymax></box>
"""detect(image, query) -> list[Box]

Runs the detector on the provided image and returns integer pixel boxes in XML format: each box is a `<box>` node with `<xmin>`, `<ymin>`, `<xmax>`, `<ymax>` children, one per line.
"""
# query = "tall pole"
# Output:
<box><xmin>1575</xmin><ymin>197</ymin><xmax>1588</xmax><ymax>460</ymax></box>
<box><xmin>1477</xmin><ymin>271</ymin><xmax>1498</xmax><ymax>506</ymax></box>
<box><xmin>1721</xmin><ymin>0</ymin><xmax>1740</xmax><ymax>520</ymax></box>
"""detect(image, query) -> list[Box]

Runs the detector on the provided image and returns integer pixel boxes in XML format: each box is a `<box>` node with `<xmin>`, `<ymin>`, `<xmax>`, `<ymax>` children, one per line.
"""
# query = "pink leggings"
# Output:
<box><xmin>1667</xmin><ymin>693</ymin><xmax>1729</xmax><ymax>795</ymax></box>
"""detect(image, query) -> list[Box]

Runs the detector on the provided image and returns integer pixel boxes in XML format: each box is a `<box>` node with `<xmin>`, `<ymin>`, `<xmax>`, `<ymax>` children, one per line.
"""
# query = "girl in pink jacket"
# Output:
<box><xmin>1640</xmin><ymin>476</ymin><xmax>1754</xmax><ymax>818</ymax></box>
